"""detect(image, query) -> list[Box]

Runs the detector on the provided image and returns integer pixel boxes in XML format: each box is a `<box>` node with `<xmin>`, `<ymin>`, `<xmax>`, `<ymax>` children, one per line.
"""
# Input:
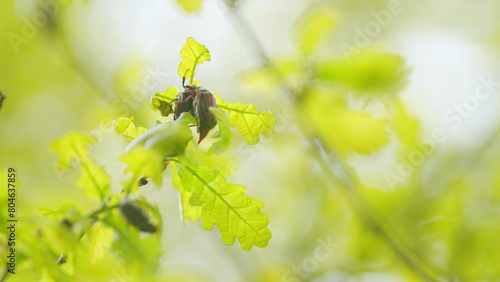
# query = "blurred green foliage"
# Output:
<box><xmin>1</xmin><ymin>0</ymin><xmax>500</xmax><ymax>281</ymax></box>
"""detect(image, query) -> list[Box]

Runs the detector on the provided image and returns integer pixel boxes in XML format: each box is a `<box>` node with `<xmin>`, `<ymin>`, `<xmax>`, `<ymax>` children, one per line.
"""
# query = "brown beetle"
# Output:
<box><xmin>173</xmin><ymin>77</ymin><xmax>197</xmax><ymax>120</ymax></box>
<box><xmin>172</xmin><ymin>75</ymin><xmax>217</xmax><ymax>143</ymax></box>
<box><xmin>193</xmin><ymin>88</ymin><xmax>217</xmax><ymax>144</ymax></box>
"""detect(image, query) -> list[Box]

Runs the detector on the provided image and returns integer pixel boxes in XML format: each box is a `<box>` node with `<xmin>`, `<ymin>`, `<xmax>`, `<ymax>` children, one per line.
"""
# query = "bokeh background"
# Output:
<box><xmin>1</xmin><ymin>0</ymin><xmax>500</xmax><ymax>281</ymax></box>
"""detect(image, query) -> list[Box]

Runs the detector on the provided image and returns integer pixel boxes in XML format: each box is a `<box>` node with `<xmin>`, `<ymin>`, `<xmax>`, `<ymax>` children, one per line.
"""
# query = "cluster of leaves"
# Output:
<box><xmin>244</xmin><ymin>6</ymin><xmax>410</xmax><ymax>157</ymax></box>
<box><xmin>232</xmin><ymin>3</ymin><xmax>500</xmax><ymax>281</ymax></box>
<box><xmin>28</xmin><ymin>37</ymin><xmax>276</xmax><ymax>280</ymax></box>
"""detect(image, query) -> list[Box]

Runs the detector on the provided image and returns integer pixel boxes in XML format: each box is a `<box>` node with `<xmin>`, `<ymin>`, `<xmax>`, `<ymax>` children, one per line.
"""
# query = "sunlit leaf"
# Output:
<box><xmin>316</xmin><ymin>51</ymin><xmax>407</xmax><ymax>96</ymax></box>
<box><xmin>51</xmin><ymin>132</ymin><xmax>97</xmax><ymax>170</ymax></box>
<box><xmin>103</xmin><ymin>209</ymin><xmax>163</xmax><ymax>278</ymax></box>
<box><xmin>304</xmin><ymin>92</ymin><xmax>390</xmax><ymax>155</ymax></box>
<box><xmin>114</xmin><ymin>117</ymin><xmax>134</xmax><ymax>134</ymax></box>
<box><xmin>39</xmin><ymin>202</ymin><xmax>82</xmax><ymax>221</ymax></box>
<box><xmin>112</xmin><ymin>58</ymin><xmax>144</xmax><ymax>99</ymax></box>
<box><xmin>87</xmin><ymin>222</ymin><xmax>114</xmax><ymax>263</ymax></box>
<box><xmin>242</xmin><ymin>56</ymin><xmax>304</xmax><ymax>93</ymax></box>
<box><xmin>151</xmin><ymin>87</ymin><xmax>179</xmax><ymax>117</ymax></box>
<box><xmin>119</xmin><ymin>147</ymin><xmax>165</xmax><ymax>193</ymax></box>
<box><xmin>207</xmin><ymin>107</ymin><xmax>232</xmax><ymax>154</ymax></box>
<box><xmin>114</xmin><ymin>117</ymin><xmax>147</xmax><ymax>140</ymax></box>
<box><xmin>391</xmin><ymin>99</ymin><xmax>419</xmax><ymax>149</ymax></box>
<box><xmin>150</xmin><ymin>97</ymin><xmax>173</xmax><ymax>117</ymax></box>
<box><xmin>77</xmin><ymin>160</ymin><xmax>111</xmax><ymax>201</ymax></box>
<box><xmin>125</xmin><ymin>112</ymin><xmax>195</xmax><ymax>157</ymax></box>
<box><xmin>176</xmin><ymin>0</ymin><xmax>204</xmax><ymax>12</ymax></box>
<box><xmin>153</xmin><ymin>86</ymin><xmax>179</xmax><ymax>102</ymax></box>
<box><xmin>217</xmin><ymin>98</ymin><xmax>276</xmax><ymax>145</ymax></box>
<box><xmin>178</xmin><ymin>37</ymin><xmax>211</xmax><ymax>83</ymax></box>
<box><xmin>40</xmin><ymin>223</ymin><xmax>78</xmax><ymax>255</ymax></box>
<box><xmin>171</xmin><ymin>162</ymin><xmax>202</xmax><ymax>225</ymax></box>
<box><xmin>176</xmin><ymin>159</ymin><xmax>272</xmax><ymax>250</ymax></box>
<box><xmin>295</xmin><ymin>8</ymin><xmax>339</xmax><ymax>55</ymax></box>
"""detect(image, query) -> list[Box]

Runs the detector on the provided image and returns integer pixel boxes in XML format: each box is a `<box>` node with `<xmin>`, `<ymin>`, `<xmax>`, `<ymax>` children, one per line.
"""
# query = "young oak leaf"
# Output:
<box><xmin>304</xmin><ymin>93</ymin><xmax>390</xmax><ymax>155</ymax></box>
<box><xmin>316</xmin><ymin>51</ymin><xmax>407</xmax><ymax>96</ymax></box>
<box><xmin>175</xmin><ymin>160</ymin><xmax>272</xmax><ymax>250</ymax></box>
<box><xmin>125</xmin><ymin>112</ymin><xmax>195</xmax><ymax>158</ymax></box>
<box><xmin>207</xmin><ymin>107</ymin><xmax>232</xmax><ymax>154</ymax></box>
<box><xmin>86</xmin><ymin>221</ymin><xmax>114</xmax><ymax>264</ymax></box>
<box><xmin>114</xmin><ymin>117</ymin><xmax>147</xmax><ymax>140</ymax></box>
<box><xmin>176</xmin><ymin>0</ymin><xmax>204</xmax><ymax>12</ymax></box>
<box><xmin>295</xmin><ymin>8</ymin><xmax>339</xmax><ymax>55</ymax></box>
<box><xmin>178</xmin><ymin>37</ymin><xmax>211</xmax><ymax>83</ymax></box>
<box><xmin>119</xmin><ymin>147</ymin><xmax>165</xmax><ymax>193</ymax></box>
<box><xmin>51</xmin><ymin>132</ymin><xmax>97</xmax><ymax>169</ymax></box>
<box><xmin>171</xmin><ymin>162</ymin><xmax>202</xmax><ymax>225</ymax></box>
<box><xmin>120</xmin><ymin>114</ymin><xmax>194</xmax><ymax>192</ymax></box>
<box><xmin>150</xmin><ymin>86</ymin><xmax>179</xmax><ymax>117</ymax></box>
<box><xmin>217</xmin><ymin>97</ymin><xmax>276</xmax><ymax>145</ymax></box>
<box><xmin>51</xmin><ymin>132</ymin><xmax>111</xmax><ymax>201</ymax></box>
<box><xmin>77</xmin><ymin>159</ymin><xmax>111</xmax><ymax>201</ymax></box>
<box><xmin>153</xmin><ymin>86</ymin><xmax>179</xmax><ymax>102</ymax></box>
<box><xmin>391</xmin><ymin>98</ymin><xmax>420</xmax><ymax>150</ymax></box>
<box><xmin>103</xmin><ymin>208</ymin><xmax>163</xmax><ymax>276</ymax></box>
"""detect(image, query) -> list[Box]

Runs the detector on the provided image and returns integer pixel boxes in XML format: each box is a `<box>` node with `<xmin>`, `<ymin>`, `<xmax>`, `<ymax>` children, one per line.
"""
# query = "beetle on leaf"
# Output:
<box><xmin>172</xmin><ymin>73</ymin><xmax>218</xmax><ymax>143</ymax></box>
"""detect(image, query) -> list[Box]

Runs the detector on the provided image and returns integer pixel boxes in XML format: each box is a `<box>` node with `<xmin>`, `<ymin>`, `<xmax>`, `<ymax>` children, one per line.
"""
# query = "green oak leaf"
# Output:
<box><xmin>295</xmin><ymin>8</ymin><xmax>339</xmax><ymax>55</ymax></box>
<box><xmin>176</xmin><ymin>0</ymin><xmax>204</xmax><ymax>12</ymax></box>
<box><xmin>151</xmin><ymin>87</ymin><xmax>179</xmax><ymax>117</ymax></box>
<box><xmin>76</xmin><ymin>159</ymin><xmax>111</xmax><ymax>201</ymax></box>
<box><xmin>51</xmin><ymin>132</ymin><xmax>97</xmax><ymax>169</ymax></box>
<box><xmin>178</xmin><ymin>37</ymin><xmax>211</xmax><ymax>83</ymax></box>
<box><xmin>174</xmin><ymin>159</ymin><xmax>272</xmax><ymax>250</ymax></box>
<box><xmin>51</xmin><ymin>132</ymin><xmax>111</xmax><ymax>201</ymax></box>
<box><xmin>304</xmin><ymin>92</ymin><xmax>389</xmax><ymax>155</ymax></box>
<box><xmin>153</xmin><ymin>86</ymin><xmax>179</xmax><ymax>102</ymax></box>
<box><xmin>125</xmin><ymin>112</ymin><xmax>195</xmax><ymax>157</ymax></box>
<box><xmin>316</xmin><ymin>51</ymin><xmax>407</xmax><ymax>96</ymax></box>
<box><xmin>171</xmin><ymin>162</ymin><xmax>202</xmax><ymax>225</ymax></box>
<box><xmin>217</xmin><ymin>97</ymin><xmax>276</xmax><ymax>145</ymax></box>
<box><xmin>119</xmin><ymin>147</ymin><xmax>165</xmax><ymax>193</ymax></box>
<box><xmin>114</xmin><ymin>117</ymin><xmax>147</xmax><ymax>140</ymax></box>
<box><xmin>87</xmin><ymin>222</ymin><xmax>114</xmax><ymax>263</ymax></box>
<box><xmin>103</xmin><ymin>208</ymin><xmax>163</xmax><ymax>277</ymax></box>
<box><xmin>207</xmin><ymin>107</ymin><xmax>232</xmax><ymax>154</ymax></box>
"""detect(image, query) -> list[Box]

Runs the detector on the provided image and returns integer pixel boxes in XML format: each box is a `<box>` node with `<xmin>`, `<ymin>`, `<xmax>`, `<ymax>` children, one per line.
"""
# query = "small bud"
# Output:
<box><xmin>138</xmin><ymin>177</ymin><xmax>149</xmax><ymax>186</ymax></box>
<box><xmin>120</xmin><ymin>201</ymin><xmax>157</xmax><ymax>233</ymax></box>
